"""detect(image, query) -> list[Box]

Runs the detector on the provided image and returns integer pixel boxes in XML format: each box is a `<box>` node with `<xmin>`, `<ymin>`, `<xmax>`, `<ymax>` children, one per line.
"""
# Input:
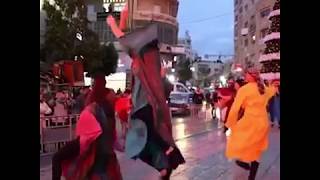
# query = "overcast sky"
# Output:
<box><xmin>177</xmin><ymin>0</ymin><xmax>234</xmax><ymax>56</ymax></box>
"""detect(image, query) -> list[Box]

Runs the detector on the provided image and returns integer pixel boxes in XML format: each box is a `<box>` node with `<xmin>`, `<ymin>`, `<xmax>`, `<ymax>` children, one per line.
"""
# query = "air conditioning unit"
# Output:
<box><xmin>241</xmin><ymin>28</ymin><xmax>249</xmax><ymax>36</ymax></box>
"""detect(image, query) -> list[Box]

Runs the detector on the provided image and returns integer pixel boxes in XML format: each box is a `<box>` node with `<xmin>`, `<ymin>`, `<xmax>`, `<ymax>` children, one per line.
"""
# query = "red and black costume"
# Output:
<box><xmin>52</xmin><ymin>76</ymin><xmax>123</xmax><ymax>180</ymax></box>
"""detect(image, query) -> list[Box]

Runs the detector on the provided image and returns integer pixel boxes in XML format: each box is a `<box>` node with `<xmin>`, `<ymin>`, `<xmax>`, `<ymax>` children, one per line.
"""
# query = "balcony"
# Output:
<box><xmin>133</xmin><ymin>10</ymin><xmax>178</xmax><ymax>27</ymax></box>
<box><xmin>241</xmin><ymin>28</ymin><xmax>249</xmax><ymax>36</ymax></box>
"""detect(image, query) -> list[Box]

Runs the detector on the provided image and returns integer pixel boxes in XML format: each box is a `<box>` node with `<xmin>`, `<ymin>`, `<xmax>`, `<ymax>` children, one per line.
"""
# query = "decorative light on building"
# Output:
<box><xmin>168</xmin><ymin>75</ymin><xmax>175</xmax><ymax>83</ymax></box>
<box><xmin>252</xmin><ymin>35</ymin><xmax>256</xmax><ymax>41</ymax></box>
<box><xmin>173</xmin><ymin>56</ymin><xmax>178</xmax><ymax>62</ymax></box>
<box><xmin>76</xmin><ymin>33</ymin><xmax>82</xmax><ymax>41</ymax></box>
<box><xmin>190</xmin><ymin>67</ymin><xmax>195</xmax><ymax>72</ymax></box>
<box><xmin>171</xmin><ymin>68</ymin><xmax>175</xmax><ymax>72</ymax></box>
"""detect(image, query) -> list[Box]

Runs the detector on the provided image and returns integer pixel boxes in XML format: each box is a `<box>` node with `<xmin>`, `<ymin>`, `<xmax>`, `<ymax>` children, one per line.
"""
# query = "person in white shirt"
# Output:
<box><xmin>53</xmin><ymin>90</ymin><xmax>68</xmax><ymax>124</ymax></box>
<box><xmin>40</xmin><ymin>94</ymin><xmax>52</xmax><ymax>131</ymax></box>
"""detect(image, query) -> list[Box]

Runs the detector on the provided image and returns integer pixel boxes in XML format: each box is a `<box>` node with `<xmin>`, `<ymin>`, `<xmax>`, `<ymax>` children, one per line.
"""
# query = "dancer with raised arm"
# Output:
<box><xmin>225</xmin><ymin>67</ymin><xmax>279</xmax><ymax>180</ymax></box>
<box><xmin>107</xmin><ymin>3</ymin><xmax>185</xmax><ymax>180</ymax></box>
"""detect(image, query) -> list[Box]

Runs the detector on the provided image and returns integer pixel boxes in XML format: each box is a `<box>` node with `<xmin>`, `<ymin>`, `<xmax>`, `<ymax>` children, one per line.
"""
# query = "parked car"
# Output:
<box><xmin>169</xmin><ymin>82</ymin><xmax>193</xmax><ymax>115</ymax></box>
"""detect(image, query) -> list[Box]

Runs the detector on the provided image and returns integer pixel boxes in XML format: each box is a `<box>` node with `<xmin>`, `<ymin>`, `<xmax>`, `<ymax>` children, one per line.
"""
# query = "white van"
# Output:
<box><xmin>169</xmin><ymin>82</ymin><xmax>193</xmax><ymax>114</ymax></box>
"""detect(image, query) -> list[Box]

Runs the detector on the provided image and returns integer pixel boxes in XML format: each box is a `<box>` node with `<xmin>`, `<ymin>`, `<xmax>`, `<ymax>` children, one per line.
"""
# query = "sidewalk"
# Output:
<box><xmin>40</xmin><ymin>112</ymin><xmax>215</xmax><ymax>168</ymax></box>
<box><xmin>41</xmin><ymin>125</ymin><xmax>279</xmax><ymax>180</ymax></box>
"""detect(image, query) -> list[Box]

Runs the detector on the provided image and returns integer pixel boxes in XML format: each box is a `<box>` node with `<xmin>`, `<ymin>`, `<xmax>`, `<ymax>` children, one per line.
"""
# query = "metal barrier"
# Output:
<box><xmin>40</xmin><ymin>103</ymin><xmax>217</xmax><ymax>155</ymax></box>
<box><xmin>40</xmin><ymin>114</ymin><xmax>80</xmax><ymax>155</ymax></box>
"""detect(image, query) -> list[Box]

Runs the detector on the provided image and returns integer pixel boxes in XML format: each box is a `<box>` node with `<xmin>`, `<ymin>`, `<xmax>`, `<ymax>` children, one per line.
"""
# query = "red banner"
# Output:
<box><xmin>53</xmin><ymin>60</ymin><xmax>84</xmax><ymax>86</ymax></box>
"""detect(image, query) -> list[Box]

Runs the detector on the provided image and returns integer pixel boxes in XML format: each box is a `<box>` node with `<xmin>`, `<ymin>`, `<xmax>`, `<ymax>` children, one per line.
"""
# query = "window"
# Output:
<box><xmin>244</xmin><ymin>21</ymin><xmax>248</xmax><ymax>28</ymax></box>
<box><xmin>245</xmin><ymin>4</ymin><xmax>248</xmax><ymax>11</ymax></box>
<box><xmin>249</xmin><ymin>23</ymin><xmax>256</xmax><ymax>34</ymax></box>
<box><xmin>260</xmin><ymin>28</ymin><xmax>269</xmax><ymax>39</ymax></box>
<box><xmin>234</xmin><ymin>28</ymin><xmax>238</xmax><ymax>37</ymax></box>
<box><xmin>87</xmin><ymin>5</ymin><xmax>95</xmax><ymax>14</ymax></box>
<box><xmin>235</xmin><ymin>15</ymin><xmax>238</xmax><ymax>21</ymax></box>
<box><xmin>239</xmin><ymin>6</ymin><xmax>243</xmax><ymax>13</ymax></box>
<box><xmin>260</xmin><ymin>7</ymin><xmax>271</xmax><ymax>18</ymax></box>
<box><xmin>177</xmin><ymin>85</ymin><xmax>187</xmax><ymax>93</ymax></box>
<box><xmin>244</xmin><ymin>39</ymin><xmax>248</xmax><ymax>46</ymax></box>
<box><xmin>235</xmin><ymin>0</ymin><xmax>238</xmax><ymax>6</ymax></box>
<box><xmin>251</xmin><ymin>15</ymin><xmax>255</xmax><ymax>20</ymax></box>
<box><xmin>251</xmin><ymin>0</ymin><xmax>255</xmax><ymax>4</ymax></box>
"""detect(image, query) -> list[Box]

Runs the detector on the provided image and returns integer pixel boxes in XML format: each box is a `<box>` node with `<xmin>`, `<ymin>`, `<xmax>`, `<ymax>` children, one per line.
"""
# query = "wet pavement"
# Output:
<box><xmin>40</xmin><ymin>110</ymin><xmax>280</xmax><ymax>180</ymax></box>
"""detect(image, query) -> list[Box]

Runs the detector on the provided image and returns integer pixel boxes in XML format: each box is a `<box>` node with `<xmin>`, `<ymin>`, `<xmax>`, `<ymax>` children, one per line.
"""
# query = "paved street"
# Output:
<box><xmin>40</xmin><ymin>111</ymin><xmax>280</xmax><ymax>180</ymax></box>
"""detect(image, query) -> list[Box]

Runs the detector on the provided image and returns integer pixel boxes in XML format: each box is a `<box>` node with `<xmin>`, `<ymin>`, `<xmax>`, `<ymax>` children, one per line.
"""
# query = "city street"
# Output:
<box><xmin>40</xmin><ymin>111</ymin><xmax>280</xmax><ymax>180</ymax></box>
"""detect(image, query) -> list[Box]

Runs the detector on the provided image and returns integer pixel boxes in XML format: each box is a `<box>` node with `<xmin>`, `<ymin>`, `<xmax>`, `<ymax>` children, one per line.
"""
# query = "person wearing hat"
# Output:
<box><xmin>224</xmin><ymin>67</ymin><xmax>278</xmax><ymax>180</ymax></box>
<box><xmin>107</xmin><ymin>3</ymin><xmax>185</xmax><ymax>180</ymax></box>
<box><xmin>51</xmin><ymin>75</ymin><xmax>123</xmax><ymax>180</ymax></box>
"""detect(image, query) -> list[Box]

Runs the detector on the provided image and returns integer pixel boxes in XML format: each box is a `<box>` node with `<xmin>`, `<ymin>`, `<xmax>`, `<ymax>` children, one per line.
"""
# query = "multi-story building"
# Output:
<box><xmin>177</xmin><ymin>31</ymin><xmax>194</xmax><ymax>60</ymax></box>
<box><xmin>234</xmin><ymin>0</ymin><xmax>276</xmax><ymax>68</ymax></box>
<box><xmin>129</xmin><ymin>0</ymin><xmax>179</xmax><ymax>63</ymax></box>
<box><xmin>192</xmin><ymin>56</ymin><xmax>226</xmax><ymax>87</ymax></box>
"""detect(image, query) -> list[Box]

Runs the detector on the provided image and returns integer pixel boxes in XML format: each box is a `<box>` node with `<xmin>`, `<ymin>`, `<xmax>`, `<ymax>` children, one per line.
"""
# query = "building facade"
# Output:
<box><xmin>176</xmin><ymin>31</ymin><xmax>195</xmax><ymax>60</ymax></box>
<box><xmin>192</xmin><ymin>58</ymin><xmax>225</xmax><ymax>87</ymax></box>
<box><xmin>129</xmin><ymin>0</ymin><xmax>179</xmax><ymax>63</ymax></box>
<box><xmin>40</xmin><ymin>0</ymin><xmax>46</xmax><ymax>47</ymax></box>
<box><xmin>234</xmin><ymin>0</ymin><xmax>276</xmax><ymax>68</ymax></box>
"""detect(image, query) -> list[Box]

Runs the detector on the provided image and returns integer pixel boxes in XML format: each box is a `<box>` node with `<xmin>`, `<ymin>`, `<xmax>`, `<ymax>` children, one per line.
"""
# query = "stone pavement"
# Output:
<box><xmin>40</xmin><ymin>112</ymin><xmax>280</xmax><ymax>180</ymax></box>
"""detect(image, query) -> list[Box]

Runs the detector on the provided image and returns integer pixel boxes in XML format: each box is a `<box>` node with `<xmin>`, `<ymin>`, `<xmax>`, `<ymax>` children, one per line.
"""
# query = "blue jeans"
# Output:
<box><xmin>269</xmin><ymin>96</ymin><xmax>280</xmax><ymax>125</ymax></box>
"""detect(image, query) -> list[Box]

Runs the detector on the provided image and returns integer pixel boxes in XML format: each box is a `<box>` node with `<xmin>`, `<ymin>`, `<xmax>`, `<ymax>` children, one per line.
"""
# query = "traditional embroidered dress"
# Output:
<box><xmin>119</xmin><ymin>24</ymin><xmax>185</xmax><ymax>173</ymax></box>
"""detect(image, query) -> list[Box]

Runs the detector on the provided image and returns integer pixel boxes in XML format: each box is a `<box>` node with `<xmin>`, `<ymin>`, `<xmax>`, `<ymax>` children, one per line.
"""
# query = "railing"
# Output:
<box><xmin>40</xmin><ymin>103</ymin><xmax>220</xmax><ymax>155</ymax></box>
<box><xmin>40</xmin><ymin>114</ymin><xmax>80</xmax><ymax>155</ymax></box>
<box><xmin>133</xmin><ymin>10</ymin><xmax>178</xmax><ymax>27</ymax></box>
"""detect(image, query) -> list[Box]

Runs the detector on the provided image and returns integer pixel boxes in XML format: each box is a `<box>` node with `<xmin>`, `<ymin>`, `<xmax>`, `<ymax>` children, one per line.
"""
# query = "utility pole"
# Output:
<box><xmin>128</xmin><ymin>0</ymin><xmax>134</xmax><ymax>32</ymax></box>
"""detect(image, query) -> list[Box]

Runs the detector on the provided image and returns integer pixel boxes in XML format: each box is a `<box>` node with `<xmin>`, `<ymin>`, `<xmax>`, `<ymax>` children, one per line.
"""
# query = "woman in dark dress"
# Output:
<box><xmin>107</xmin><ymin>3</ymin><xmax>185</xmax><ymax>179</ymax></box>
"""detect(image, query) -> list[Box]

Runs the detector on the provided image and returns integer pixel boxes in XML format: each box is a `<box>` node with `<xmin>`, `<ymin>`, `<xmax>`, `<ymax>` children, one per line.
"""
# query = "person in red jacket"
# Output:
<box><xmin>115</xmin><ymin>89</ymin><xmax>132</xmax><ymax>138</ymax></box>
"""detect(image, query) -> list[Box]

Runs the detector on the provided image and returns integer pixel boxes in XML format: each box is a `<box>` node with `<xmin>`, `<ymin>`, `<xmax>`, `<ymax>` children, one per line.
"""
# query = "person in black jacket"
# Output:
<box><xmin>193</xmin><ymin>87</ymin><xmax>204</xmax><ymax>105</ymax></box>
<box><xmin>192</xmin><ymin>87</ymin><xmax>205</xmax><ymax>116</ymax></box>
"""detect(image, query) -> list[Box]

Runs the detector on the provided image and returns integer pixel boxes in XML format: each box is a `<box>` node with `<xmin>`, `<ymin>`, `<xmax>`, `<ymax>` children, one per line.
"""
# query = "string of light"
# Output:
<box><xmin>179</xmin><ymin>13</ymin><xmax>232</xmax><ymax>25</ymax></box>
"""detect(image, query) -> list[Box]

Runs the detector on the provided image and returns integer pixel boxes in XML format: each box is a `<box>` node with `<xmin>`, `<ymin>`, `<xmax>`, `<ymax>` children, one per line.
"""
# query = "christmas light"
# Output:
<box><xmin>260</xmin><ymin>0</ymin><xmax>280</xmax><ymax>77</ymax></box>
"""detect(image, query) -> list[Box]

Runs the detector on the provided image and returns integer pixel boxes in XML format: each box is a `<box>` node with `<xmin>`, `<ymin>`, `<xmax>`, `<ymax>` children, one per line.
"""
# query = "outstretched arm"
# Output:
<box><xmin>106</xmin><ymin>15</ymin><xmax>125</xmax><ymax>38</ymax></box>
<box><xmin>106</xmin><ymin>2</ymin><xmax>128</xmax><ymax>38</ymax></box>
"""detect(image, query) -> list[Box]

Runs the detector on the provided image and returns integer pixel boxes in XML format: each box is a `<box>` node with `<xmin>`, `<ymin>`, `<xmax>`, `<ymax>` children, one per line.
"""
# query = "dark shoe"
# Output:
<box><xmin>248</xmin><ymin>161</ymin><xmax>260</xmax><ymax>180</ymax></box>
<box><xmin>235</xmin><ymin>160</ymin><xmax>250</xmax><ymax>170</ymax></box>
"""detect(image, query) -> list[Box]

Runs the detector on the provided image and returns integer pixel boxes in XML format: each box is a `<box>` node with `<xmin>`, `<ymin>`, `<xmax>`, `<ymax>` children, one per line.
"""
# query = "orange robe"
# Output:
<box><xmin>225</xmin><ymin>83</ymin><xmax>276</xmax><ymax>162</ymax></box>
